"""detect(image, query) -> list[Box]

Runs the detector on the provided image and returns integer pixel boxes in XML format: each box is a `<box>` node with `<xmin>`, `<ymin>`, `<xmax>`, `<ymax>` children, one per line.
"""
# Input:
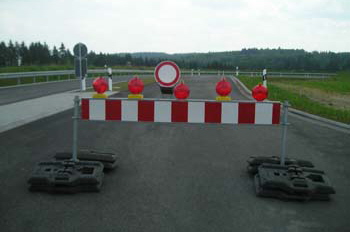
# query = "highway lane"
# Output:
<box><xmin>0</xmin><ymin>75</ymin><xmax>153</xmax><ymax>106</ymax></box>
<box><xmin>1</xmin><ymin>75</ymin><xmax>349</xmax><ymax>232</ymax></box>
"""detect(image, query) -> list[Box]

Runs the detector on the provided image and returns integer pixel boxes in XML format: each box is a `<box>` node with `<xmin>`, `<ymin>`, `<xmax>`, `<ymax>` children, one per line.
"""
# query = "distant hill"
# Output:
<box><xmin>121</xmin><ymin>49</ymin><xmax>350</xmax><ymax>72</ymax></box>
<box><xmin>1</xmin><ymin>39</ymin><xmax>349</xmax><ymax>71</ymax></box>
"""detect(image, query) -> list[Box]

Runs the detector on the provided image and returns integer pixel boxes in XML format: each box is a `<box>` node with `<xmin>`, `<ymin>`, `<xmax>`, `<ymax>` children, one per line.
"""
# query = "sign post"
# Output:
<box><xmin>73</xmin><ymin>43</ymin><xmax>88</xmax><ymax>91</ymax></box>
<box><xmin>262</xmin><ymin>68</ymin><xmax>267</xmax><ymax>87</ymax></box>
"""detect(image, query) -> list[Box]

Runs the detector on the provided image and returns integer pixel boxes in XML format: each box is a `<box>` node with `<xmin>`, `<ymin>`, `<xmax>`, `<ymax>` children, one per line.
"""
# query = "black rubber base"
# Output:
<box><xmin>254</xmin><ymin>164</ymin><xmax>335</xmax><ymax>201</ymax></box>
<box><xmin>254</xmin><ymin>175</ymin><xmax>331</xmax><ymax>201</ymax></box>
<box><xmin>28</xmin><ymin>160</ymin><xmax>104</xmax><ymax>193</ymax></box>
<box><xmin>247</xmin><ymin>156</ymin><xmax>314</xmax><ymax>175</ymax></box>
<box><xmin>55</xmin><ymin>150</ymin><xmax>119</xmax><ymax>170</ymax></box>
<box><xmin>160</xmin><ymin>87</ymin><xmax>173</xmax><ymax>94</ymax></box>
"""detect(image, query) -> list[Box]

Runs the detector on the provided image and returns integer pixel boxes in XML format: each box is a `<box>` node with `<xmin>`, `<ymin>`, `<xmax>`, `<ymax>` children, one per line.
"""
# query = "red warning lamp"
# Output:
<box><xmin>93</xmin><ymin>77</ymin><xmax>108</xmax><ymax>94</ymax></box>
<box><xmin>216</xmin><ymin>77</ymin><xmax>232</xmax><ymax>96</ymax></box>
<box><xmin>174</xmin><ymin>81</ymin><xmax>190</xmax><ymax>99</ymax></box>
<box><xmin>252</xmin><ymin>83</ymin><xmax>268</xmax><ymax>101</ymax></box>
<box><xmin>128</xmin><ymin>76</ymin><xmax>144</xmax><ymax>94</ymax></box>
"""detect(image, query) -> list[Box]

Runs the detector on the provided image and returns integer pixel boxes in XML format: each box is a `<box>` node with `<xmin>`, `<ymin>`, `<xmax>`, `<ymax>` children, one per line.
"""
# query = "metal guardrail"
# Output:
<box><xmin>238</xmin><ymin>72</ymin><xmax>336</xmax><ymax>78</ymax></box>
<box><xmin>0</xmin><ymin>69</ymin><xmax>154</xmax><ymax>85</ymax></box>
<box><xmin>0</xmin><ymin>69</ymin><xmax>337</xmax><ymax>86</ymax></box>
<box><xmin>0</xmin><ymin>69</ymin><xmax>154</xmax><ymax>79</ymax></box>
<box><xmin>0</xmin><ymin>69</ymin><xmax>337</xmax><ymax>79</ymax></box>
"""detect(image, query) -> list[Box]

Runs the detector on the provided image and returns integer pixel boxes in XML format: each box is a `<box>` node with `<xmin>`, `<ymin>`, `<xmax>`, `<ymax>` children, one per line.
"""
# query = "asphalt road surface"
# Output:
<box><xmin>1</xmin><ymin>75</ymin><xmax>349</xmax><ymax>232</ymax></box>
<box><xmin>0</xmin><ymin>75</ymin><xmax>153</xmax><ymax>106</ymax></box>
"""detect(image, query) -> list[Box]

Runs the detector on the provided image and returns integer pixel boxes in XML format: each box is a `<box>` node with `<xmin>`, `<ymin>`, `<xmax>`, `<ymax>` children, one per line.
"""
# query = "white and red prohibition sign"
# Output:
<box><xmin>154</xmin><ymin>61</ymin><xmax>181</xmax><ymax>87</ymax></box>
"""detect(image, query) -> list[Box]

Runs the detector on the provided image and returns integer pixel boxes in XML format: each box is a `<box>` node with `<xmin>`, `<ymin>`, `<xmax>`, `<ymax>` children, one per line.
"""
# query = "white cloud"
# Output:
<box><xmin>0</xmin><ymin>0</ymin><xmax>349</xmax><ymax>53</ymax></box>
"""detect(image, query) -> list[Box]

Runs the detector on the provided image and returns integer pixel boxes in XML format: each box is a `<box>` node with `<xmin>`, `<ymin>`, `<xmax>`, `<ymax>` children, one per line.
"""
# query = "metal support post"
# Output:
<box><xmin>17</xmin><ymin>78</ymin><xmax>21</xmax><ymax>85</ymax></box>
<box><xmin>280</xmin><ymin>101</ymin><xmax>289</xmax><ymax>165</ymax></box>
<box><xmin>46</xmin><ymin>76</ymin><xmax>49</xmax><ymax>82</ymax></box>
<box><xmin>72</xmin><ymin>96</ymin><xmax>80</xmax><ymax>162</ymax></box>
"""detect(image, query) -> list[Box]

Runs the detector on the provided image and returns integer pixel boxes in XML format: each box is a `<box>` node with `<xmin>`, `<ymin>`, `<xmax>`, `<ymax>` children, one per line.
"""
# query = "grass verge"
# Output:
<box><xmin>238</xmin><ymin>76</ymin><xmax>350</xmax><ymax>123</ymax></box>
<box><xmin>267</xmin><ymin>72</ymin><xmax>350</xmax><ymax>94</ymax></box>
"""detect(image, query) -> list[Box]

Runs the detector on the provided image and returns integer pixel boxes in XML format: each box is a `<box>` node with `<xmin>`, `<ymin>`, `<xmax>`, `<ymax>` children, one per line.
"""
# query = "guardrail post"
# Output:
<box><xmin>46</xmin><ymin>76</ymin><xmax>49</xmax><ymax>82</ymax></box>
<box><xmin>17</xmin><ymin>78</ymin><xmax>21</xmax><ymax>85</ymax></box>
<box><xmin>33</xmin><ymin>77</ymin><xmax>36</xmax><ymax>83</ymax></box>
<box><xmin>72</xmin><ymin>95</ymin><xmax>80</xmax><ymax>162</ymax></box>
<box><xmin>280</xmin><ymin>101</ymin><xmax>289</xmax><ymax>165</ymax></box>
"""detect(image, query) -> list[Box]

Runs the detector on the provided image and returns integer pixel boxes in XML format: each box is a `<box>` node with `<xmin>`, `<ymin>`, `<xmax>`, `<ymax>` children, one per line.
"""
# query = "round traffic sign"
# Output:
<box><xmin>73</xmin><ymin>43</ymin><xmax>88</xmax><ymax>58</ymax></box>
<box><xmin>154</xmin><ymin>61</ymin><xmax>181</xmax><ymax>87</ymax></box>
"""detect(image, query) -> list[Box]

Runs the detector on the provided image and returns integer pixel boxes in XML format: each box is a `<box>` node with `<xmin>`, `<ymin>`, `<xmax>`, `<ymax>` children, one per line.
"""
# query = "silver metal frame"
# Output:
<box><xmin>280</xmin><ymin>101</ymin><xmax>289</xmax><ymax>165</ymax></box>
<box><xmin>72</xmin><ymin>96</ymin><xmax>290</xmax><ymax>165</ymax></box>
<box><xmin>81</xmin><ymin>97</ymin><xmax>281</xmax><ymax>104</ymax></box>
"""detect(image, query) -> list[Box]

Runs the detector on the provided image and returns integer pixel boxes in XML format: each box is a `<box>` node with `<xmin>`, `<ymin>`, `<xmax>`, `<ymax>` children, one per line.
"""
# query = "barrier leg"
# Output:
<box><xmin>280</xmin><ymin>101</ymin><xmax>289</xmax><ymax>165</ymax></box>
<box><xmin>72</xmin><ymin>96</ymin><xmax>80</xmax><ymax>162</ymax></box>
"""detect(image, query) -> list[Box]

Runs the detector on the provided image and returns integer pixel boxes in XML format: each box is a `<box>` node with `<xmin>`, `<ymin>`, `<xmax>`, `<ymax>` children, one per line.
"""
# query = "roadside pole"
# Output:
<box><xmin>262</xmin><ymin>68</ymin><xmax>267</xmax><ymax>87</ymax></box>
<box><xmin>107</xmin><ymin>67</ymin><xmax>113</xmax><ymax>91</ymax></box>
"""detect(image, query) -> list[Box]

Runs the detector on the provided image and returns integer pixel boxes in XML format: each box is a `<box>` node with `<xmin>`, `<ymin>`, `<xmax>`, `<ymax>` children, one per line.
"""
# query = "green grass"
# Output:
<box><xmin>238</xmin><ymin>76</ymin><xmax>350</xmax><ymax>123</ymax></box>
<box><xmin>268</xmin><ymin>72</ymin><xmax>350</xmax><ymax>94</ymax></box>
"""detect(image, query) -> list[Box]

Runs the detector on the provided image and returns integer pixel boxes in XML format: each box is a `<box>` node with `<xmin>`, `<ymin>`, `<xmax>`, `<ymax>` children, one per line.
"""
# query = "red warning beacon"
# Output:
<box><xmin>215</xmin><ymin>77</ymin><xmax>232</xmax><ymax>101</ymax></box>
<box><xmin>174</xmin><ymin>81</ymin><xmax>190</xmax><ymax>100</ymax></box>
<box><xmin>92</xmin><ymin>77</ymin><xmax>108</xmax><ymax>98</ymax></box>
<box><xmin>128</xmin><ymin>76</ymin><xmax>144</xmax><ymax>99</ymax></box>
<box><xmin>252</xmin><ymin>83</ymin><xmax>268</xmax><ymax>101</ymax></box>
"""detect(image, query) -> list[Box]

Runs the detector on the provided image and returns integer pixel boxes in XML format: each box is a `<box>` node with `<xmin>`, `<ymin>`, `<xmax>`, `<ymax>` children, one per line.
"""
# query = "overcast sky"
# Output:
<box><xmin>0</xmin><ymin>0</ymin><xmax>349</xmax><ymax>53</ymax></box>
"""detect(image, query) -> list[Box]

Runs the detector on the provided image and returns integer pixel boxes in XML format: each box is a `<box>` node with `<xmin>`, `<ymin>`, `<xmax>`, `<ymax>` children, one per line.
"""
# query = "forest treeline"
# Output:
<box><xmin>1</xmin><ymin>40</ymin><xmax>349</xmax><ymax>71</ymax></box>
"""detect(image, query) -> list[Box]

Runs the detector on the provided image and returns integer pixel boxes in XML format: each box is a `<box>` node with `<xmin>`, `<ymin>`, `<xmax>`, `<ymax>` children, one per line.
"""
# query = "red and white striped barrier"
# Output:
<box><xmin>81</xmin><ymin>98</ymin><xmax>281</xmax><ymax>125</ymax></box>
